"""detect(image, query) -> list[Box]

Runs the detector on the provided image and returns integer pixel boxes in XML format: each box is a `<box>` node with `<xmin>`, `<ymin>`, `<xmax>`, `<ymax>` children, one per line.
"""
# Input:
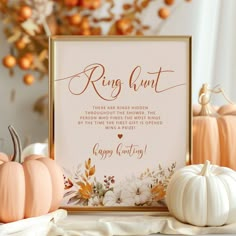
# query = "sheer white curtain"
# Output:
<box><xmin>146</xmin><ymin>0</ymin><xmax>236</xmax><ymax>104</ymax></box>
<box><xmin>189</xmin><ymin>0</ymin><xmax>236</xmax><ymax>105</ymax></box>
<box><xmin>212</xmin><ymin>0</ymin><xmax>236</xmax><ymax>105</ymax></box>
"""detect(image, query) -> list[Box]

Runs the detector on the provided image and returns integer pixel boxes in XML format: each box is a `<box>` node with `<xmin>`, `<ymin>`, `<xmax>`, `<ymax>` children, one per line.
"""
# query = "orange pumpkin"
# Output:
<box><xmin>193</xmin><ymin>84</ymin><xmax>236</xmax><ymax>169</ymax></box>
<box><xmin>0</xmin><ymin>126</ymin><xmax>64</xmax><ymax>223</ymax></box>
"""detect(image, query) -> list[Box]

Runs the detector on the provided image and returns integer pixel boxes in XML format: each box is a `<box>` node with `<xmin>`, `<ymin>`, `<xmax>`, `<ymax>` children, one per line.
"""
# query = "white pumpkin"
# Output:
<box><xmin>166</xmin><ymin>161</ymin><xmax>236</xmax><ymax>226</ymax></box>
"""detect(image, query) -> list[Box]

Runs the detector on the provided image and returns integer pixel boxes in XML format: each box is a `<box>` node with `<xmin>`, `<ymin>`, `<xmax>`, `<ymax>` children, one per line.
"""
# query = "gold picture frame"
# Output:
<box><xmin>49</xmin><ymin>36</ymin><xmax>192</xmax><ymax>212</ymax></box>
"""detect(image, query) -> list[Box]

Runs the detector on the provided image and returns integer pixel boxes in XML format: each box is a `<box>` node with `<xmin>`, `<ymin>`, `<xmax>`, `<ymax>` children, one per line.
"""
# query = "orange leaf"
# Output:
<box><xmin>79</xmin><ymin>182</ymin><xmax>93</xmax><ymax>199</ymax></box>
<box><xmin>89</xmin><ymin>165</ymin><xmax>96</xmax><ymax>176</ymax></box>
<box><xmin>85</xmin><ymin>158</ymin><xmax>91</xmax><ymax>170</ymax></box>
<box><xmin>151</xmin><ymin>184</ymin><xmax>166</xmax><ymax>201</ymax></box>
<box><xmin>123</xmin><ymin>4</ymin><xmax>132</xmax><ymax>10</ymax></box>
<box><xmin>85</xmin><ymin>160</ymin><xmax>89</xmax><ymax>169</ymax></box>
<box><xmin>81</xmin><ymin>175</ymin><xmax>87</xmax><ymax>182</ymax></box>
<box><xmin>141</xmin><ymin>0</ymin><xmax>150</xmax><ymax>8</ymax></box>
<box><xmin>78</xmin><ymin>181</ymin><xmax>85</xmax><ymax>188</ymax></box>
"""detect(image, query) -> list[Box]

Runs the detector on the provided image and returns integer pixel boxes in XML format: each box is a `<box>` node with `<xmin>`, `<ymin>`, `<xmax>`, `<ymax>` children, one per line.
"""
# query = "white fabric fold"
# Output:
<box><xmin>0</xmin><ymin>209</ymin><xmax>67</xmax><ymax>236</ymax></box>
<box><xmin>48</xmin><ymin>214</ymin><xmax>236</xmax><ymax>236</ymax></box>
<box><xmin>1</xmin><ymin>209</ymin><xmax>236</xmax><ymax>236</ymax></box>
<box><xmin>21</xmin><ymin>143</ymin><xmax>48</xmax><ymax>161</ymax></box>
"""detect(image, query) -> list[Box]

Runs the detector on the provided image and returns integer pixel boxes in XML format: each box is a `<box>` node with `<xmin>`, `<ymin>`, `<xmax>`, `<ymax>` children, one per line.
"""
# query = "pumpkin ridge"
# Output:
<box><xmin>37</xmin><ymin>158</ymin><xmax>64</xmax><ymax>212</ymax></box>
<box><xmin>217</xmin><ymin>117</ymin><xmax>225</xmax><ymax>167</ymax></box>
<box><xmin>182</xmin><ymin>176</ymin><xmax>206</xmax><ymax>226</ymax></box>
<box><xmin>193</xmin><ymin>117</ymin><xmax>220</xmax><ymax>165</ymax></box>
<box><xmin>0</xmin><ymin>162</ymin><xmax>25</xmax><ymax>222</ymax></box>
<box><xmin>218</xmin><ymin>175</ymin><xmax>236</xmax><ymax>224</ymax></box>
<box><xmin>217</xmin><ymin>176</ymin><xmax>230</xmax><ymax>223</ymax></box>
<box><xmin>167</xmin><ymin>173</ymin><xmax>193</xmax><ymax>222</ymax></box>
<box><xmin>23</xmin><ymin>160</ymin><xmax>52</xmax><ymax>218</ymax></box>
<box><xmin>218</xmin><ymin>116</ymin><xmax>236</xmax><ymax>169</ymax></box>
<box><xmin>181</xmin><ymin>177</ymin><xmax>190</xmax><ymax>224</ymax></box>
<box><xmin>206</xmin><ymin>176</ymin><xmax>229</xmax><ymax>226</ymax></box>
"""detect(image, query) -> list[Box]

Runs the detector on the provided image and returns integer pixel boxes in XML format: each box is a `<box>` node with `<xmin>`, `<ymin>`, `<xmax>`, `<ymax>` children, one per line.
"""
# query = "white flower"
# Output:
<box><xmin>122</xmin><ymin>178</ymin><xmax>152</xmax><ymax>206</ymax></box>
<box><xmin>103</xmin><ymin>187</ymin><xmax>134</xmax><ymax>206</ymax></box>
<box><xmin>26</xmin><ymin>0</ymin><xmax>54</xmax><ymax>24</ymax></box>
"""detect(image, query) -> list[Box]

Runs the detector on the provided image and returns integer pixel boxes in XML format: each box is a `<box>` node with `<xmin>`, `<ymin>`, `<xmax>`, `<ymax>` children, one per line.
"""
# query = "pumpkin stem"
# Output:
<box><xmin>198</xmin><ymin>84</ymin><xmax>219</xmax><ymax>117</ymax></box>
<box><xmin>8</xmin><ymin>125</ymin><xmax>22</xmax><ymax>162</ymax></box>
<box><xmin>208</xmin><ymin>84</ymin><xmax>235</xmax><ymax>105</ymax></box>
<box><xmin>200</xmin><ymin>160</ymin><xmax>211</xmax><ymax>176</ymax></box>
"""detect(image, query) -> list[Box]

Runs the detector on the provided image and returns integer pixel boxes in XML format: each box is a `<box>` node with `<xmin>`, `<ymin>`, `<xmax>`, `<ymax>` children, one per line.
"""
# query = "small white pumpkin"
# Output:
<box><xmin>166</xmin><ymin>161</ymin><xmax>236</xmax><ymax>226</ymax></box>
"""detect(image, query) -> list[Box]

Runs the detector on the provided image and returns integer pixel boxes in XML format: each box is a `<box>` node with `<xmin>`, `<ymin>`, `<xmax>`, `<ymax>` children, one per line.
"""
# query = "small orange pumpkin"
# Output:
<box><xmin>193</xmin><ymin>84</ymin><xmax>236</xmax><ymax>169</ymax></box>
<box><xmin>0</xmin><ymin>126</ymin><xmax>64</xmax><ymax>223</ymax></box>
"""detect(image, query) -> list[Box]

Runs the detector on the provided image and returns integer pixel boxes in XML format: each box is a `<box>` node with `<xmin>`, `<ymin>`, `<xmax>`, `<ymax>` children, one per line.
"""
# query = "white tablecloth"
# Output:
<box><xmin>1</xmin><ymin>210</ymin><xmax>236</xmax><ymax>236</ymax></box>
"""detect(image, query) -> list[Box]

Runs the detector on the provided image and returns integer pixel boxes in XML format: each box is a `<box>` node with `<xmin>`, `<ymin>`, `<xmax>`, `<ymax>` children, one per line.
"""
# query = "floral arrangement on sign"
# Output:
<box><xmin>0</xmin><ymin>0</ymin><xmax>191</xmax><ymax>115</ymax></box>
<box><xmin>63</xmin><ymin>158</ymin><xmax>176</xmax><ymax>207</ymax></box>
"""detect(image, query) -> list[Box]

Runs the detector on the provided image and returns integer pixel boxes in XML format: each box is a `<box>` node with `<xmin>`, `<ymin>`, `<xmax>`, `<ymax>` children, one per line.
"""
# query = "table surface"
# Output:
<box><xmin>61</xmin><ymin>212</ymin><xmax>231</xmax><ymax>236</ymax></box>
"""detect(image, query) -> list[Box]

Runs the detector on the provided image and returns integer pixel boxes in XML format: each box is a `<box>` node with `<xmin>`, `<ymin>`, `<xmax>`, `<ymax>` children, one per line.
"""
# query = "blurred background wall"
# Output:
<box><xmin>1</xmin><ymin>0</ymin><xmax>236</xmax><ymax>154</ymax></box>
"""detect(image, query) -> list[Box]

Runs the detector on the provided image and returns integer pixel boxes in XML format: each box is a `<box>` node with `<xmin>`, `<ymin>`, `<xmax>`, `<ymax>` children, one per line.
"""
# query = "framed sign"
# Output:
<box><xmin>49</xmin><ymin>36</ymin><xmax>191</xmax><ymax>212</ymax></box>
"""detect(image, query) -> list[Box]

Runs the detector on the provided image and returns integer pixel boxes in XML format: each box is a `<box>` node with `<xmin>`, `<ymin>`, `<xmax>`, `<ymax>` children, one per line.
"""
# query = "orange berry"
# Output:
<box><xmin>68</xmin><ymin>13</ymin><xmax>82</xmax><ymax>25</ymax></box>
<box><xmin>19</xmin><ymin>5</ymin><xmax>32</xmax><ymax>21</ymax></box>
<box><xmin>18</xmin><ymin>57</ymin><xmax>31</xmax><ymax>70</ymax></box>
<box><xmin>24</xmin><ymin>53</ymin><xmax>34</xmax><ymax>64</ymax></box>
<box><xmin>81</xmin><ymin>28</ymin><xmax>91</xmax><ymax>36</ymax></box>
<box><xmin>80</xmin><ymin>18</ymin><xmax>90</xmax><ymax>30</ymax></box>
<box><xmin>116</xmin><ymin>18</ymin><xmax>133</xmax><ymax>35</ymax></box>
<box><xmin>15</xmin><ymin>38</ymin><xmax>26</xmax><ymax>50</ymax></box>
<box><xmin>158</xmin><ymin>8</ymin><xmax>170</xmax><ymax>19</ymax></box>
<box><xmin>64</xmin><ymin>0</ymin><xmax>79</xmax><ymax>7</ymax></box>
<box><xmin>79</xmin><ymin>0</ymin><xmax>101</xmax><ymax>9</ymax></box>
<box><xmin>2</xmin><ymin>55</ymin><xmax>16</xmax><ymax>68</ymax></box>
<box><xmin>164</xmin><ymin>0</ymin><xmax>175</xmax><ymax>5</ymax></box>
<box><xmin>23</xmin><ymin>74</ymin><xmax>35</xmax><ymax>85</ymax></box>
<box><xmin>91</xmin><ymin>27</ymin><xmax>102</xmax><ymax>35</ymax></box>
<box><xmin>90</xmin><ymin>0</ymin><xmax>101</xmax><ymax>9</ymax></box>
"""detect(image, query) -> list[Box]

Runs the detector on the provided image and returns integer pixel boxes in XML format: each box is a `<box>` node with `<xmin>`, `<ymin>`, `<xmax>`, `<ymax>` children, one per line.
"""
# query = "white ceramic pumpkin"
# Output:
<box><xmin>166</xmin><ymin>161</ymin><xmax>236</xmax><ymax>226</ymax></box>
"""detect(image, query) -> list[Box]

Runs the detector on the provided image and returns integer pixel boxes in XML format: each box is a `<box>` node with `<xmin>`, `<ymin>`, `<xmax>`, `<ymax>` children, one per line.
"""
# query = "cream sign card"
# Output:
<box><xmin>49</xmin><ymin>36</ymin><xmax>191</xmax><ymax>211</ymax></box>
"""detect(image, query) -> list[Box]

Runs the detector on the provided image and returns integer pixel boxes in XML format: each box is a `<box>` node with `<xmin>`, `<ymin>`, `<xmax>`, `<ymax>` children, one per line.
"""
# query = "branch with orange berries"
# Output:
<box><xmin>0</xmin><ymin>0</ymin><xmax>192</xmax><ymax>114</ymax></box>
